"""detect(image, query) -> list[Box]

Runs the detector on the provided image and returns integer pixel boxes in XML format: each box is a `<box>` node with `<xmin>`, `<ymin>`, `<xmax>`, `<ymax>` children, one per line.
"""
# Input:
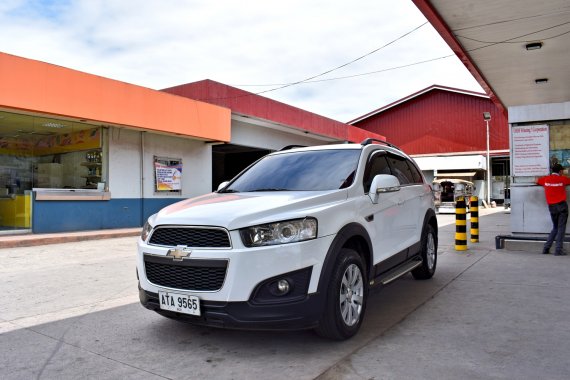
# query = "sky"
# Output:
<box><xmin>0</xmin><ymin>0</ymin><xmax>483</xmax><ymax>122</ymax></box>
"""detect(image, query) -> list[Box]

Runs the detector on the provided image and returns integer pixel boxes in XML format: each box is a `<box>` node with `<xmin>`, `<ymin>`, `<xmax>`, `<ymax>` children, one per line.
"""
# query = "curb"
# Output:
<box><xmin>0</xmin><ymin>228</ymin><xmax>141</xmax><ymax>249</ymax></box>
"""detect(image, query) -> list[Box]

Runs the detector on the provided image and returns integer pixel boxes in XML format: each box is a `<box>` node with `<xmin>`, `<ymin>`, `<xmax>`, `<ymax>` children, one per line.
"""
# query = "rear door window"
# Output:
<box><xmin>407</xmin><ymin>161</ymin><xmax>423</xmax><ymax>184</ymax></box>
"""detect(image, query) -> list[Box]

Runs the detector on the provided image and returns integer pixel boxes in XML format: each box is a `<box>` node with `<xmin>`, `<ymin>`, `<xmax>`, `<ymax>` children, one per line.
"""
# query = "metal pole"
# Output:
<box><xmin>470</xmin><ymin>196</ymin><xmax>479</xmax><ymax>242</ymax></box>
<box><xmin>455</xmin><ymin>196</ymin><xmax>468</xmax><ymax>251</ymax></box>
<box><xmin>486</xmin><ymin>119</ymin><xmax>491</xmax><ymax>205</ymax></box>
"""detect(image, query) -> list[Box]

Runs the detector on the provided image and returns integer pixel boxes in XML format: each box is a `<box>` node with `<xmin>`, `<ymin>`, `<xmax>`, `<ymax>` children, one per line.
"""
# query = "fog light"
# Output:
<box><xmin>277</xmin><ymin>279</ymin><xmax>290</xmax><ymax>295</ymax></box>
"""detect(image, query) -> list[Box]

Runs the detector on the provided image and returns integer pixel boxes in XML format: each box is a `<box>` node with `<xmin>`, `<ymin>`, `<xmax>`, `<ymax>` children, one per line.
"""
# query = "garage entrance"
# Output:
<box><xmin>212</xmin><ymin>144</ymin><xmax>272</xmax><ymax>191</ymax></box>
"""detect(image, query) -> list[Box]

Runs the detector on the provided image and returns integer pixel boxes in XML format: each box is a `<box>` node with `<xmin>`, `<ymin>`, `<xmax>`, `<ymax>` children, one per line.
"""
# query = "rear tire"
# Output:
<box><xmin>315</xmin><ymin>248</ymin><xmax>368</xmax><ymax>340</ymax></box>
<box><xmin>412</xmin><ymin>223</ymin><xmax>437</xmax><ymax>280</ymax></box>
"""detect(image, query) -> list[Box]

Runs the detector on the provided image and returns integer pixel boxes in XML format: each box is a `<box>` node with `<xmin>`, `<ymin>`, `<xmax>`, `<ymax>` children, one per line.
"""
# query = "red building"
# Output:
<box><xmin>350</xmin><ymin>85</ymin><xmax>510</xmax><ymax>203</ymax></box>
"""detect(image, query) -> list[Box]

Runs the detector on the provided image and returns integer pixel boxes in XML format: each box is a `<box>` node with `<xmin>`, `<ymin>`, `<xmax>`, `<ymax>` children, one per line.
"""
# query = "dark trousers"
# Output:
<box><xmin>545</xmin><ymin>201</ymin><xmax>568</xmax><ymax>253</ymax></box>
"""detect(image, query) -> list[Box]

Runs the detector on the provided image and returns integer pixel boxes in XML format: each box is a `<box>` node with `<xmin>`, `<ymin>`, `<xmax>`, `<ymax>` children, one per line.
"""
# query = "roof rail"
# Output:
<box><xmin>280</xmin><ymin>145</ymin><xmax>307</xmax><ymax>151</ymax></box>
<box><xmin>360</xmin><ymin>138</ymin><xmax>401</xmax><ymax>151</ymax></box>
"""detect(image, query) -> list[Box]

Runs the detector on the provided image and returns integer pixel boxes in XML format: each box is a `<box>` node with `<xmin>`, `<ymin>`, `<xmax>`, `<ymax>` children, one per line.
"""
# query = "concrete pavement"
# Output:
<box><xmin>318</xmin><ymin>208</ymin><xmax>570</xmax><ymax>379</ymax></box>
<box><xmin>1</xmin><ymin>207</ymin><xmax>569</xmax><ymax>379</ymax></box>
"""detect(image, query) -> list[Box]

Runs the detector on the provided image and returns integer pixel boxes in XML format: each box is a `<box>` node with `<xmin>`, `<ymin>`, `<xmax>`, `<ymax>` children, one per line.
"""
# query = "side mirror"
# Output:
<box><xmin>369</xmin><ymin>174</ymin><xmax>400</xmax><ymax>204</ymax></box>
<box><xmin>217</xmin><ymin>181</ymin><xmax>230</xmax><ymax>192</ymax></box>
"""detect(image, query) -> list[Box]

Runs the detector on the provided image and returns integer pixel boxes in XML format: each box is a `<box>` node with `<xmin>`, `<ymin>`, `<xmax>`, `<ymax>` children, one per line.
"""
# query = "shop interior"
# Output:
<box><xmin>212</xmin><ymin>144</ymin><xmax>272</xmax><ymax>191</ymax></box>
<box><xmin>0</xmin><ymin>110</ymin><xmax>104</xmax><ymax>231</ymax></box>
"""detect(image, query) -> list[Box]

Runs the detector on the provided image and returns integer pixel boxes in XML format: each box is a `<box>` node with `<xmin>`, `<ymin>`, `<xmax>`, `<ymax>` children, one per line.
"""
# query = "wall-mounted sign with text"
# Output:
<box><xmin>154</xmin><ymin>158</ymin><xmax>182</xmax><ymax>192</ymax></box>
<box><xmin>511</xmin><ymin>124</ymin><xmax>549</xmax><ymax>177</ymax></box>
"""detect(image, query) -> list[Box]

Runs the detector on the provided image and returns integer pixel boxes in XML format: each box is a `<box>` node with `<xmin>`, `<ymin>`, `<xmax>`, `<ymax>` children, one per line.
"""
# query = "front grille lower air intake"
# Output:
<box><xmin>144</xmin><ymin>254</ymin><xmax>227</xmax><ymax>291</ymax></box>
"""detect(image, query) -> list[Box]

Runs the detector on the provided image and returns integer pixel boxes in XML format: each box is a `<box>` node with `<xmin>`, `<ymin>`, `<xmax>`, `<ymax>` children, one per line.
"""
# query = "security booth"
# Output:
<box><xmin>509</xmin><ymin>105</ymin><xmax>570</xmax><ymax>234</ymax></box>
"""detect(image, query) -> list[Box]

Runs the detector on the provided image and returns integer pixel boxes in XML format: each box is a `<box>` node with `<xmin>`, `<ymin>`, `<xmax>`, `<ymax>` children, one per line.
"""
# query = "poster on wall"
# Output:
<box><xmin>154</xmin><ymin>157</ymin><xmax>182</xmax><ymax>192</ymax></box>
<box><xmin>511</xmin><ymin>124</ymin><xmax>549</xmax><ymax>176</ymax></box>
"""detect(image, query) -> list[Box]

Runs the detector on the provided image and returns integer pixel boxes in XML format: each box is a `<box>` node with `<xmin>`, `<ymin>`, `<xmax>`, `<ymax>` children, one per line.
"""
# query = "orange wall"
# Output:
<box><xmin>0</xmin><ymin>52</ymin><xmax>231</xmax><ymax>142</ymax></box>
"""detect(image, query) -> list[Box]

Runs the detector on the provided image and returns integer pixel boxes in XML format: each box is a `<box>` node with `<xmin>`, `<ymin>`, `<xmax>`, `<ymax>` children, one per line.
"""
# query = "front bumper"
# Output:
<box><xmin>137</xmin><ymin>234</ymin><xmax>335</xmax><ymax>302</ymax></box>
<box><xmin>139</xmin><ymin>286</ymin><xmax>324</xmax><ymax>331</ymax></box>
<box><xmin>137</xmin><ymin>232</ymin><xmax>335</xmax><ymax>330</ymax></box>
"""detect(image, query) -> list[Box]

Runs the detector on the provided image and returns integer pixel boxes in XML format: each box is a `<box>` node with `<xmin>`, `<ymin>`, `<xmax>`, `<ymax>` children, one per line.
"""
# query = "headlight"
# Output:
<box><xmin>240</xmin><ymin>217</ymin><xmax>317</xmax><ymax>247</ymax></box>
<box><xmin>141</xmin><ymin>221</ymin><xmax>153</xmax><ymax>242</ymax></box>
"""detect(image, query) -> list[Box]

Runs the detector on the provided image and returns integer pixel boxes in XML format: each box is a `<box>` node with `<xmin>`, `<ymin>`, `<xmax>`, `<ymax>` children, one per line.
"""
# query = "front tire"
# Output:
<box><xmin>316</xmin><ymin>248</ymin><xmax>368</xmax><ymax>340</ymax></box>
<box><xmin>412</xmin><ymin>223</ymin><xmax>437</xmax><ymax>280</ymax></box>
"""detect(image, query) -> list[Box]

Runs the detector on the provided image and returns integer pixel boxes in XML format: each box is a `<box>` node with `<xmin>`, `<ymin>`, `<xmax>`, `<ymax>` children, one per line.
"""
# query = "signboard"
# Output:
<box><xmin>154</xmin><ymin>158</ymin><xmax>182</xmax><ymax>192</ymax></box>
<box><xmin>0</xmin><ymin>127</ymin><xmax>101</xmax><ymax>156</ymax></box>
<box><xmin>511</xmin><ymin>124</ymin><xmax>549</xmax><ymax>176</ymax></box>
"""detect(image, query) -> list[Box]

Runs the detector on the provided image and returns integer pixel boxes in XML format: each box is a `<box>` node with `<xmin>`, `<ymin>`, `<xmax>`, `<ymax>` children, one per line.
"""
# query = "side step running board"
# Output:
<box><xmin>378</xmin><ymin>258</ymin><xmax>422</xmax><ymax>285</ymax></box>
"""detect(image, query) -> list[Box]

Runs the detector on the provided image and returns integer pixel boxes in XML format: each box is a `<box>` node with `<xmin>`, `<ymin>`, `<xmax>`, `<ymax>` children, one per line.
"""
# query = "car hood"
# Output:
<box><xmin>153</xmin><ymin>190</ymin><xmax>347</xmax><ymax>230</ymax></box>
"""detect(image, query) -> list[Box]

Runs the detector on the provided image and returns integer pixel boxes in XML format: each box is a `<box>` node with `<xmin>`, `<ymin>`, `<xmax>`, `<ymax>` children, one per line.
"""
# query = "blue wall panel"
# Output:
<box><xmin>142</xmin><ymin>198</ymin><xmax>183</xmax><ymax>222</ymax></box>
<box><xmin>32</xmin><ymin>196</ymin><xmax>183</xmax><ymax>233</ymax></box>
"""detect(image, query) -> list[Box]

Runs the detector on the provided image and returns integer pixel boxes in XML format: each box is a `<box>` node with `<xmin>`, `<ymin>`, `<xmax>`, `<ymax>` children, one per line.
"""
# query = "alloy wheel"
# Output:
<box><xmin>339</xmin><ymin>263</ymin><xmax>364</xmax><ymax>326</ymax></box>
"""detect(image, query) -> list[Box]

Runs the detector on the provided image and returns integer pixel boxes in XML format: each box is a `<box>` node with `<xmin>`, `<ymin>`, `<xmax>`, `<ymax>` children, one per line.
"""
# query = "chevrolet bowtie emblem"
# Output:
<box><xmin>166</xmin><ymin>245</ymin><xmax>192</xmax><ymax>261</ymax></box>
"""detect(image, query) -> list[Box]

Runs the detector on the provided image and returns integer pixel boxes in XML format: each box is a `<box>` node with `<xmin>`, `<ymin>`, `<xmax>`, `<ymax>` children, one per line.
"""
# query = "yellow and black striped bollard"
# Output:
<box><xmin>455</xmin><ymin>196</ymin><xmax>468</xmax><ymax>251</ymax></box>
<box><xmin>470</xmin><ymin>196</ymin><xmax>479</xmax><ymax>243</ymax></box>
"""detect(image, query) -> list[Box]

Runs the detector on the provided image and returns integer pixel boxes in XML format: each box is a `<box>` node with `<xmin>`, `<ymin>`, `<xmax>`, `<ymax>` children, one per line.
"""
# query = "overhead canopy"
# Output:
<box><xmin>414</xmin><ymin>154</ymin><xmax>486</xmax><ymax>171</ymax></box>
<box><xmin>0</xmin><ymin>52</ymin><xmax>231</xmax><ymax>141</ymax></box>
<box><xmin>412</xmin><ymin>0</ymin><xmax>570</xmax><ymax>113</ymax></box>
<box><xmin>436</xmin><ymin>172</ymin><xmax>476</xmax><ymax>178</ymax></box>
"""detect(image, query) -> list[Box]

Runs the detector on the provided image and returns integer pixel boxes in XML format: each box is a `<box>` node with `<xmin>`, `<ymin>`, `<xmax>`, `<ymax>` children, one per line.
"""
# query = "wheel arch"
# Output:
<box><xmin>411</xmin><ymin>208</ymin><xmax>439</xmax><ymax>280</ymax></box>
<box><xmin>423</xmin><ymin>208</ymin><xmax>438</xmax><ymax>245</ymax></box>
<box><xmin>318</xmin><ymin>223</ymin><xmax>373</xmax><ymax>293</ymax></box>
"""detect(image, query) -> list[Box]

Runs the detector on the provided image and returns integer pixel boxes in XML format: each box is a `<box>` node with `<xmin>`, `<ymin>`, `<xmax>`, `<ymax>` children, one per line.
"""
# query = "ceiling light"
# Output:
<box><xmin>525</xmin><ymin>42</ymin><xmax>543</xmax><ymax>50</ymax></box>
<box><xmin>42</xmin><ymin>122</ymin><xmax>66</xmax><ymax>128</ymax></box>
<box><xmin>535</xmin><ymin>78</ymin><xmax>548</xmax><ymax>84</ymax></box>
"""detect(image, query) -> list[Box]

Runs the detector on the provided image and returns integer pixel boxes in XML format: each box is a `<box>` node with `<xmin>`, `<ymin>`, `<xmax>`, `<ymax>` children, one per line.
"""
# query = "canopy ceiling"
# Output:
<box><xmin>413</xmin><ymin>0</ymin><xmax>570</xmax><ymax>111</ymax></box>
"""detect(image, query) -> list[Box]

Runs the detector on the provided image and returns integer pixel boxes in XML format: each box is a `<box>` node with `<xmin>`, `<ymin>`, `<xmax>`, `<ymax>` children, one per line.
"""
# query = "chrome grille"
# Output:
<box><xmin>144</xmin><ymin>255</ymin><xmax>227</xmax><ymax>291</ymax></box>
<box><xmin>149</xmin><ymin>227</ymin><xmax>231</xmax><ymax>248</ymax></box>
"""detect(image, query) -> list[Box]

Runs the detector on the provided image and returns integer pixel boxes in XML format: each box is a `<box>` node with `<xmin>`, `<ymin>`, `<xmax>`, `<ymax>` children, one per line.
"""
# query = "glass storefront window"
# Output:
<box><xmin>548</xmin><ymin>122</ymin><xmax>570</xmax><ymax>174</ymax></box>
<box><xmin>0</xmin><ymin>110</ymin><xmax>106</xmax><ymax>230</ymax></box>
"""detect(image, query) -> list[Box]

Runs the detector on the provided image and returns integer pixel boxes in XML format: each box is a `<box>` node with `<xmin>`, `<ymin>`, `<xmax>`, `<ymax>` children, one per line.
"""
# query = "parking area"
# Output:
<box><xmin>1</xmin><ymin>208</ymin><xmax>569</xmax><ymax>379</ymax></box>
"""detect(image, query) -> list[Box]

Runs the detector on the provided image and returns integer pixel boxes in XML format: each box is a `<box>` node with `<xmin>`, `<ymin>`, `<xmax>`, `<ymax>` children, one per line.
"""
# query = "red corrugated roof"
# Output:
<box><xmin>349</xmin><ymin>84</ymin><xmax>488</xmax><ymax>124</ymax></box>
<box><xmin>162</xmin><ymin>79</ymin><xmax>385</xmax><ymax>143</ymax></box>
<box><xmin>349</xmin><ymin>85</ymin><xmax>509</xmax><ymax>156</ymax></box>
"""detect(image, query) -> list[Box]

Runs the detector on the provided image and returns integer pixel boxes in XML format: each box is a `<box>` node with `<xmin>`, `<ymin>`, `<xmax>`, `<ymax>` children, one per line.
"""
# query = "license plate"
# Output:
<box><xmin>158</xmin><ymin>291</ymin><xmax>201</xmax><ymax>316</ymax></box>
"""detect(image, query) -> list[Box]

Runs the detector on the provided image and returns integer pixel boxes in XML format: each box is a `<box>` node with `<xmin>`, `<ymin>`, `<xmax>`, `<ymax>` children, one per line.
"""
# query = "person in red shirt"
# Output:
<box><xmin>537</xmin><ymin>163</ymin><xmax>570</xmax><ymax>255</ymax></box>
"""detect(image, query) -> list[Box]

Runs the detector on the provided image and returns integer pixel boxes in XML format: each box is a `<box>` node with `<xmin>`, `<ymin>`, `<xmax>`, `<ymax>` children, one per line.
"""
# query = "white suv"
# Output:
<box><xmin>137</xmin><ymin>139</ymin><xmax>438</xmax><ymax>340</ymax></box>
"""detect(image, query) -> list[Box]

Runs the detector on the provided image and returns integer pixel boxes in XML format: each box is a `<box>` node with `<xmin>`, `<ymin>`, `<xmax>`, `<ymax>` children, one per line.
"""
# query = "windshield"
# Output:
<box><xmin>222</xmin><ymin>149</ymin><xmax>361</xmax><ymax>192</ymax></box>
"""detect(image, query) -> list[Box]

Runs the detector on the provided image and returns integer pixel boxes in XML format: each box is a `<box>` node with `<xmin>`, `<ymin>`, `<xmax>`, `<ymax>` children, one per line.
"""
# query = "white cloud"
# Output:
<box><xmin>0</xmin><ymin>0</ymin><xmax>483</xmax><ymax>122</ymax></box>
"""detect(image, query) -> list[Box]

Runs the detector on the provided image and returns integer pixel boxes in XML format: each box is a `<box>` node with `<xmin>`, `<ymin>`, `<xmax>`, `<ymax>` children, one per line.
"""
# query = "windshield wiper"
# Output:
<box><xmin>219</xmin><ymin>189</ymin><xmax>240</xmax><ymax>193</ymax></box>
